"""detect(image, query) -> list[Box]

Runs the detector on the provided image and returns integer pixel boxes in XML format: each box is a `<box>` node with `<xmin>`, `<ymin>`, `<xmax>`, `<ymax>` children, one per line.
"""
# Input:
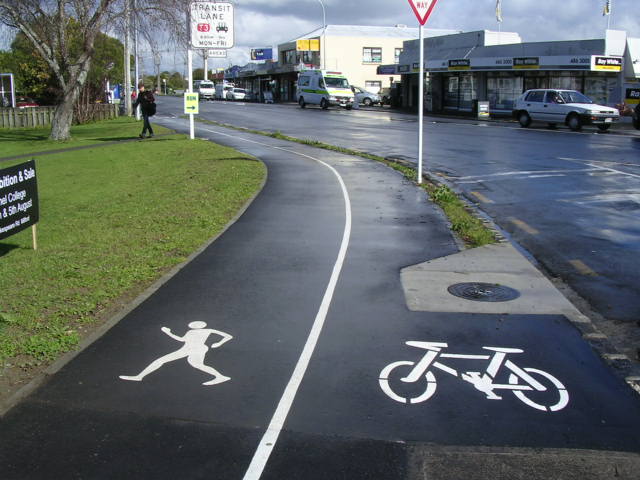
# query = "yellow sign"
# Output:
<box><xmin>184</xmin><ymin>92</ymin><xmax>199</xmax><ymax>114</ymax></box>
<box><xmin>296</xmin><ymin>39</ymin><xmax>320</xmax><ymax>51</ymax></box>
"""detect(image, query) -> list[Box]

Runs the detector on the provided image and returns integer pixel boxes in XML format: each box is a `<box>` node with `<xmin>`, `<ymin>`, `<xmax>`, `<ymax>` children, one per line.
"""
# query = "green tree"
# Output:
<box><xmin>167</xmin><ymin>71</ymin><xmax>185</xmax><ymax>91</ymax></box>
<box><xmin>0</xmin><ymin>0</ymin><xmax>186</xmax><ymax>140</ymax></box>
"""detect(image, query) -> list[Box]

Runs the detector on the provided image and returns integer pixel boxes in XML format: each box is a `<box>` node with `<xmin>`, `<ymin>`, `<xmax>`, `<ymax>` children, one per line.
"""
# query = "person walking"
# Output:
<box><xmin>132</xmin><ymin>83</ymin><xmax>156</xmax><ymax>138</ymax></box>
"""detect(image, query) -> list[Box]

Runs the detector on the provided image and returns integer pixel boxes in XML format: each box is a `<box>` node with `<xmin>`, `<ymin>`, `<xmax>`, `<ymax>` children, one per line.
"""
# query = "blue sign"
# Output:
<box><xmin>251</xmin><ymin>48</ymin><xmax>273</xmax><ymax>61</ymax></box>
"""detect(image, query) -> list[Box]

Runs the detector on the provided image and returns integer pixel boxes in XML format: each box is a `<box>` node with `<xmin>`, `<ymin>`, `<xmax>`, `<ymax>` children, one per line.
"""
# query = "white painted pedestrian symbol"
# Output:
<box><xmin>120</xmin><ymin>321</ymin><xmax>233</xmax><ymax>385</ymax></box>
<box><xmin>379</xmin><ymin>341</ymin><xmax>569</xmax><ymax>412</ymax></box>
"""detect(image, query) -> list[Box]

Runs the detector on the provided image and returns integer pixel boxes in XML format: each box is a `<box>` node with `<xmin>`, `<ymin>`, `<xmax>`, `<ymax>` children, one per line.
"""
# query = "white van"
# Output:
<box><xmin>296</xmin><ymin>70</ymin><xmax>354</xmax><ymax>110</ymax></box>
<box><xmin>215</xmin><ymin>83</ymin><xmax>234</xmax><ymax>100</ymax></box>
<box><xmin>194</xmin><ymin>80</ymin><xmax>215</xmax><ymax>101</ymax></box>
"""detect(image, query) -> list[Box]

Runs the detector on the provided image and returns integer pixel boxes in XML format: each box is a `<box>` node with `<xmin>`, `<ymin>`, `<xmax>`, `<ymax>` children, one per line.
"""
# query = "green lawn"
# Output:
<box><xmin>0</xmin><ymin>116</ymin><xmax>173</xmax><ymax>157</ymax></box>
<box><xmin>0</xmin><ymin>119</ymin><xmax>265</xmax><ymax>370</ymax></box>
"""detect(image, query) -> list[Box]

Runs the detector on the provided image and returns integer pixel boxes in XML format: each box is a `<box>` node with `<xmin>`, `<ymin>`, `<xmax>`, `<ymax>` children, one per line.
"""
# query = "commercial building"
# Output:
<box><xmin>380</xmin><ymin>29</ymin><xmax>640</xmax><ymax>114</ymax></box>
<box><xmin>226</xmin><ymin>24</ymin><xmax>458</xmax><ymax>103</ymax></box>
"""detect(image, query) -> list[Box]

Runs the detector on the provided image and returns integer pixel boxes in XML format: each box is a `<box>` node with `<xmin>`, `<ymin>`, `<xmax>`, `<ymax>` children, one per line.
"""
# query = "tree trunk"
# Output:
<box><xmin>49</xmin><ymin>89</ymin><xmax>78</xmax><ymax>141</ymax></box>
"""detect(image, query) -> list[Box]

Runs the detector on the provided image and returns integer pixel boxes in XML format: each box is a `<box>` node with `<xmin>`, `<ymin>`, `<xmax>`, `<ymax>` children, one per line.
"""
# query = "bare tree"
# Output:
<box><xmin>0</xmin><ymin>0</ymin><xmax>186</xmax><ymax>141</ymax></box>
<box><xmin>0</xmin><ymin>0</ymin><xmax>119</xmax><ymax>140</ymax></box>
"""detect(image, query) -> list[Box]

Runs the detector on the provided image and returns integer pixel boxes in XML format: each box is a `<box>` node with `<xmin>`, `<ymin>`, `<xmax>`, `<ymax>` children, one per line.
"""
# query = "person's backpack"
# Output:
<box><xmin>143</xmin><ymin>91</ymin><xmax>156</xmax><ymax>116</ymax></box>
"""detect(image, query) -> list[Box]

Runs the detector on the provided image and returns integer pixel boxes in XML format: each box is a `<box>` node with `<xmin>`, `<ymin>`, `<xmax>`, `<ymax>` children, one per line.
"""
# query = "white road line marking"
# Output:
<box><xmin>457</xmin><ymin>168</ymin><xmax>596</xmax><ymax>181</ymax></box>
<box><xmin>196</xmin><ymin>126</ymin><xmax>352</xmax><ymax>480</ymax></box>
<box><xmin>559</xmin><ymin>158</ymin><xmax>640</xmax><ymax>180</ymax></box>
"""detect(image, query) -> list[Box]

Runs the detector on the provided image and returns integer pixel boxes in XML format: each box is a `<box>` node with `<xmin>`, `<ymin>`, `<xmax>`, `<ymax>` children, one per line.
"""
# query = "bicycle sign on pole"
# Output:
<box><xmin>379</xmin><ymin>341</ymin><xmax>570</xmax><ymax>412</ymax></box>
<box><xmin>407</xmin><ymin>0</ymin><xmax>440</xmax><ymax>184</ymax></box>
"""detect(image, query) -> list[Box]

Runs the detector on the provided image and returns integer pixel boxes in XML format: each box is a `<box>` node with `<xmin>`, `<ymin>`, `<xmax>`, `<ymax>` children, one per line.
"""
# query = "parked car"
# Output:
<box><xmin>351</xmin><ymin>86</ymin><xmax>381</xmax><ymax>106</ymax></box>
<box><xmin>513</xmin><ymin>89</ymin><xmax>619</xmax><ymax>131</ymax></box>
<box><xmin>15</xmin><ymin>96</ymin><xmax>39</xmax><ymax>108</ymax></box>
<box><xmin>226</xmin><ymin>88</ymin><xmax>246</xmax><ymax>101</ymax></box>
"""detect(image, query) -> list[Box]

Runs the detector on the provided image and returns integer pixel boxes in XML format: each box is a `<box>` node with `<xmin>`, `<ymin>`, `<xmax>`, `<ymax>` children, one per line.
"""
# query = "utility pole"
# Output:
<box><xmin>124</xmin><ymin>0</ymin><xmax>132</xmax><ymax>116</ymax></box>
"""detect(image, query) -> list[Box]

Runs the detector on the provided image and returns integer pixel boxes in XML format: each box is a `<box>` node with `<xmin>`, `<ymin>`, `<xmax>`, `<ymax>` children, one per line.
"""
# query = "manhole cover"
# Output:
<box><xmin>447</xmin><ymin>282</ymin><xmax>520</xmax><ymax>302</ymax></box>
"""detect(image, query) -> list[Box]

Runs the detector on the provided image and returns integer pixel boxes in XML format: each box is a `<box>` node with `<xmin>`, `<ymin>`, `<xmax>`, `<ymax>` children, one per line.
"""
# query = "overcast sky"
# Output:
<box><xmin>181</xmin><ymin>0</ymin><xmax>638</xmax><ymax>72</ymax></box>
<box><xmin>3</xmin><ymin>1</ymin><xmax>637</xmax><ymax>77</ymax></box>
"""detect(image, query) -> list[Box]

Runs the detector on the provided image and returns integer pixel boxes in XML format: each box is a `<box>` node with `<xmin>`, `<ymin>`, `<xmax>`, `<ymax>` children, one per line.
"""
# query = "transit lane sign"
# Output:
<box><xmin>190</xmin><ymin>2</ymin><xmax>234</xmax><ymax>49</ymax></box>
<box><xmin>407</xmin><ymin>0</ymin><xmax>440</xmax><ymax>25</ymax></box>
<box><xmin>184</xmin><ymin>92</ymin><xmax>199</xmax><ymax>114</ymax></box>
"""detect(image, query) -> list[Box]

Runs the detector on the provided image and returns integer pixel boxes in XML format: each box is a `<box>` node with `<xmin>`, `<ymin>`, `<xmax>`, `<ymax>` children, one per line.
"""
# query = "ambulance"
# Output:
<box><xmin>296</xmin><ymin>70</ymin><xmax>354</xmax><ymax>110</ymax></box>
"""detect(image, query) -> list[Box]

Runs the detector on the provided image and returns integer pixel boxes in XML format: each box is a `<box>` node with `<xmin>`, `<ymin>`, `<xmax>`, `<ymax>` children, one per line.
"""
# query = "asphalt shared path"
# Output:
<box><xmin>169</xmin><ymin>97</ymin><xmax>640</xmax><ymax>365</ymax></box>
<box><xmin>1</xmin><ymin>116</ymin><xmax>639</xmax><ymax>479</ymax></box>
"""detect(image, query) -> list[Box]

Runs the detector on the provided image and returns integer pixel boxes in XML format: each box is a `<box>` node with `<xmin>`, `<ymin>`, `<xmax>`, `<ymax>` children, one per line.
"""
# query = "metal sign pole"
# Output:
<box><xmin>188</xmin><ymin>48</ymin><xmax>195</xmax><ymax>140</ymax></box>
<box><xmin>417</xmin><ymin>23</ymin><xmax>424</xmax><ymax>184</ymax></box>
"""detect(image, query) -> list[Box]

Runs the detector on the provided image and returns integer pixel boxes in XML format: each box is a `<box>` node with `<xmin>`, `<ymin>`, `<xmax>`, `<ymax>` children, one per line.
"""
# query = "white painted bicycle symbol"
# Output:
<box><xmin>379</xmin><ymin>341</ymin><xmax>569</xmax><ymax>412</ymax></box>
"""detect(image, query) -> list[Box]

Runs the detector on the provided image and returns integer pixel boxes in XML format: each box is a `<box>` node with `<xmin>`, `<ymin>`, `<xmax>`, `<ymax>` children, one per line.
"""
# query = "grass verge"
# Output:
<box><xmin>0</xmin><ymin>116</ymin><xmax>173</xmax><ymax>158</ymax></box>
<box><xmin>194</xmin><ymin>117</ymin><xmax>497</xmax><ymax>248</ymax></box>
<box><xmin>0</xmin><ymin>120</ymin><xmax>265</xmax><ymax>381</ymax></box>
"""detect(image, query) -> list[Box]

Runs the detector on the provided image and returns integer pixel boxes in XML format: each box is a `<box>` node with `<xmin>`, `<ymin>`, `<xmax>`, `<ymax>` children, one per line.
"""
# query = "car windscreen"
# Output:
<box><xmin>199</xmin><ymin>82</ymin><xmax>214</xmax><ymax>88</ymax></box>
<box><xmin>559</xmin><ymin>91</ymin><xmax>593</xmax><ymax>104</ymax></box>
<box><xmin>324</xmin><ymin>77</ymin><xmax>349</xmax><ymax>89</ymax></box>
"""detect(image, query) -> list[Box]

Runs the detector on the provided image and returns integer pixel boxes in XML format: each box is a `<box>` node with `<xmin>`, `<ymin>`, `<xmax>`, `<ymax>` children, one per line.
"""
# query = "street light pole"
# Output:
<box><xmin>316</xmin><ymin>0</ymin><xmax>326</xmax><ymax>70</ymax></box>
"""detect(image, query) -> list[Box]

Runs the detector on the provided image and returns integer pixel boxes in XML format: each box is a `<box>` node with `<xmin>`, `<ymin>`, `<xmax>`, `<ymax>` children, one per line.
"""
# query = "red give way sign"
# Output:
<box><xmin>407</xmin><ymin>0</ymin><xmax>440</xmax><ymax>25</ymax></box>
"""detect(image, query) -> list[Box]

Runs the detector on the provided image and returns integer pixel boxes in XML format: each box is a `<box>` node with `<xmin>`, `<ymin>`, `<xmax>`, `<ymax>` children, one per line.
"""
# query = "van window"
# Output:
<box><xmin>198</xmin><ymin>81</ymin><xmax>214</xmax><ymax>89</ymax></box>
<box><xmin>298</xmin><ymin>76</ymin><xmax>310</xmax><ymax>87</ymax></box>
<box><xmin>325</xmin><ymin>77</ymin><xmax>349</xmax><ymax>88</ymax></box>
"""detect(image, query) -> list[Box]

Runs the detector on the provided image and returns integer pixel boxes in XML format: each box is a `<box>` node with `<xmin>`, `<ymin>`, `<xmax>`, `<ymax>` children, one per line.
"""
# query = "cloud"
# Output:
<box><xmin>151</xmin><ymin>0</ymin><xmax>639</xmax><ymax>72</ymax></box>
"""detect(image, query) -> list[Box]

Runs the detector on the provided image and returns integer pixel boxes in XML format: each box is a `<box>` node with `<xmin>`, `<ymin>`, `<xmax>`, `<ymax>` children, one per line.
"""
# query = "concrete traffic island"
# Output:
<box><xmin>401</xmin><ymin>242</ymin><xmax>582</xmax><ymax>317</ymax></box>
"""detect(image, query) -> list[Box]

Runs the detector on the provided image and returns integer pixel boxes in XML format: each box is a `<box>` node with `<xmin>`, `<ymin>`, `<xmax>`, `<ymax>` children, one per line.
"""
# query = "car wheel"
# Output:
<box><xmin>298</xmin><ymin>97</ymin><xmax>305</xmax><ymax>108</ymax></box>
<box><xmin>518</xmin><ymin>111</ymin><xmax>531</xmax><ymax>128</ymax></box>
<box><xmin>363</xmin><ymin>98</ymin><xmax>373</xmax><ymax>107</ymax></box>
<box><xmin>320</xmin><ymin>98</ymin><xmax>329</xmax><ymax>110</ymax></box>
<box><xmin>597</xmin><ymin>124</ymin><xmax>611</xmax><ymax>132</ymax></box>
<box><xmin>567</xmin><ymin>114</ymin><xmax>582</xmax><ymax>131</ymax></box>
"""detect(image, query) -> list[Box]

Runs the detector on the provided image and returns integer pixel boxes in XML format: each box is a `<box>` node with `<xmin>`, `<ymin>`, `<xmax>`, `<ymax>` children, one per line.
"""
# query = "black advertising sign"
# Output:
<box><xmin>625</xmin><ymin>88</ymin><xmax>640</xmax><ymax>104</ymax></box>
<box><xmin>448</xmin><ymin>59</ymin><xmax>471</xmax><ymax>70</ymax></box>
<box><xmin>591</xmin><ymin>56</ymin><xmax>622</xmax><ymax>72</ymax></box>
<box><xmin>513</xmin><ymin>57</ymin><xmax>540</xmax><ymax>69</ymax></box>
<box><xmin>0</xmin><ymin>160</ymin><xmax>39</xmax><ymax>241</ymax></box>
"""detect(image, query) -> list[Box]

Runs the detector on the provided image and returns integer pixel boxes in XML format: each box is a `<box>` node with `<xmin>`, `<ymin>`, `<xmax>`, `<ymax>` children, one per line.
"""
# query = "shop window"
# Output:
<box><xmin>365</xmin><ymin>81</ymin><xmax>382</xmax><ymax>93</ymax></box>
<box><xmin>363</xmin><ymin>47</ymin><xmax>382</xmax><ymax>63</ymax></box>
<box><xmin>458</xmin><ymin>74</ymin><xmax>477</xmax><ymax>111</ymax></box>
<box><xmin>444</xmin><ymin>76</ymin><xmax>459</xmax><ymax>110</ymax></box>
<box><xmin>584</xmin><ymin>75</ymin><xmax>617</xmax><ymax>105</ymax></box>
<box><xmin>550</xmin><ymin>75</ymin><xmax>581</xmax><ymax>91</ymax></box>
<box><xmin>487</xmin><ymin>75</ymin><xmax>524</xmax><ymax>111</ymax></box>
<box><xmin>283</xmin><ymin>50</ymin><xmax>298</xmax><ymax>65</ymax></box>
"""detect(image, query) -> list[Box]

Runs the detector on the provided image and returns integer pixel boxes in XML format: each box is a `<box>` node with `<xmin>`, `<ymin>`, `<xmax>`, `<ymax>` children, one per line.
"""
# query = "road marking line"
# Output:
<box><xmin>457</xmin><ymin>168</ymin><xmax>596</xmax><ymax>181</ymax></box>
<box><xmin>196</xmin><ymin>126</ymin><xmax>353</xmax><ymax>480</ymax></box>
<box><xmin>559</xmin><ymin>158</ymin><xmax>640</xmax><ymax>180</ymax></box>
<box><xmin>569</xmin><ymin>259</ymin><xmax>598</xmax><ymax>277</ymax></box>
<box><xmin>470</xmin><ymin>191</ymin><xmax>494</xmax><ymax>204</ymax></box>
<box><xmin>508</xmin><ymin>217</ymin><xmax>539</xmax><ymax>235</ymax></box>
